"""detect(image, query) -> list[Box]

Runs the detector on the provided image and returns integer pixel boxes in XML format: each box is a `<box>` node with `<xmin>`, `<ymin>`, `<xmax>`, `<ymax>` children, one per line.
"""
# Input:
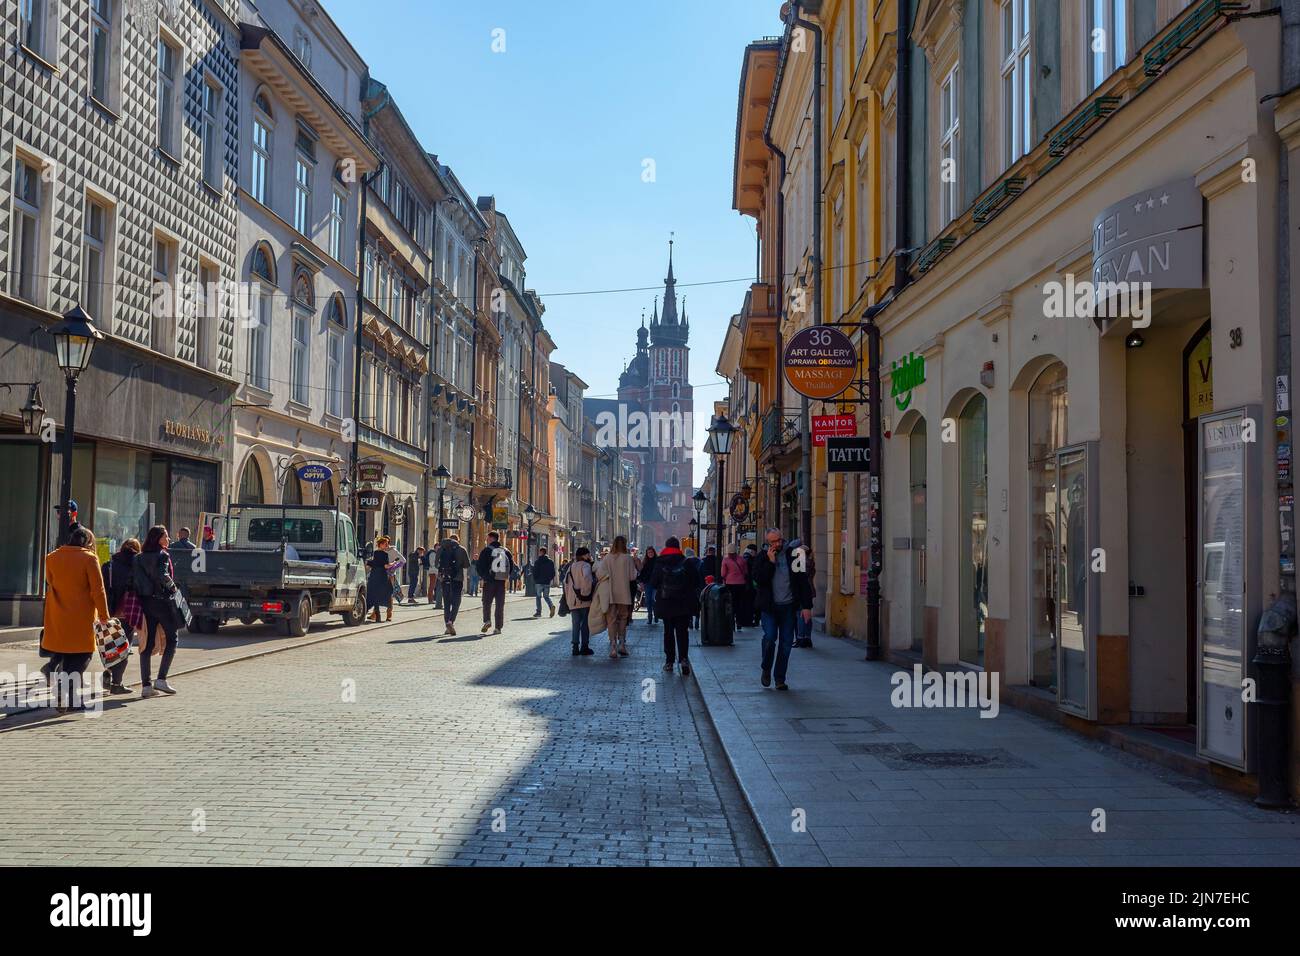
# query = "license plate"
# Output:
<box><xmin>209</xmin><ymin>600</ymin><xmax>245</xmax><ymax>609</ymax></box>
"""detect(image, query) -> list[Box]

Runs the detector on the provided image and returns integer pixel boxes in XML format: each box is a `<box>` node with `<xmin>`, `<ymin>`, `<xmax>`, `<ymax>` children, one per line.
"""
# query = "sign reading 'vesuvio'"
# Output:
<box><xmin>784</xmin><ymin>326</ymin><xmax>857</xmax><ymax>400</ymax></box>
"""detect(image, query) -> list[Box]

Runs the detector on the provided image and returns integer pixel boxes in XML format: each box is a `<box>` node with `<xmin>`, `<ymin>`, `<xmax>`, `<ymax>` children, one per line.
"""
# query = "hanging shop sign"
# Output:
<box><xmin>784</xmin><ymin>326</ymin><xmax>857</xmax><ymax>400</ymax></box>
<box><xmin>1092</xmin><ymin>177</ymin><xmax>1203</xmax><ymax>290</ymax></box>
<box><xmin>492</xmin><ymin>504</ymin><xmax>509</xmax><ymax>530</ymax></box>
<box><xmin>728</xmin><ymin>494</ymin><xmax>751</xmax><ymax>523</ymax></box>
<box><xmin>826</xmin><ymin>436</ymin><xmax>871</xmax><ymax>473</ymax></box>
<box><xmin>890</xmin><ymin>352</ymin><xmax>926</xmax><ymax>411</ymax></box>
<box><xmin>297</xmin><ymin>464</ymin><xmax>333</xmax><ymax>484</ymax></box>
<box><xmin>812</xmin><ymin>414</ymin><xmax>857</xmax><ymax>446</ymax></box>
<box><xmin>357</xmin><ymin>461</ymin><xmax>386</xmax><ymax>485</ymax></box>
<box><xmin>458</xmin><ymin>504</ymin><xmax>475</xmax><ymax>522</ymax></box>
<box><xmin>357</xmin><ymin>491</ymin><xmax>383</xmax><ymax>511</ymax></box>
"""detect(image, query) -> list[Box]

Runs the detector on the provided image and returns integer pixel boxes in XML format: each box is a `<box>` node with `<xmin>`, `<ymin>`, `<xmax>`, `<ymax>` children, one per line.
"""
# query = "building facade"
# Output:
<box><xmin>1</xmin><ymin>0</ymin><xmax>241</xmax><ymax>625</ymax></box>
<box><xmin>231</xmin><ymin>1</ymin><xmax>376</xmax><ymax>518</ymax></box>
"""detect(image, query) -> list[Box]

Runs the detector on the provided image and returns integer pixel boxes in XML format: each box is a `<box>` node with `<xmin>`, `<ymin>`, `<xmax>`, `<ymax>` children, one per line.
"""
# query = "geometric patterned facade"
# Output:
<box><xmin>0</xmin><ymin>0</ymin><xmax>240</xmax><ymax>372</ymax></box>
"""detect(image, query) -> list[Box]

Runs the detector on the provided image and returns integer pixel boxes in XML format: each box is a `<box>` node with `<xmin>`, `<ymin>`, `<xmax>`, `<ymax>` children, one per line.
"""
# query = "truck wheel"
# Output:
<box><xmin>341</xmin><ymin>588</ymin><xmax>365</xmax><ymax>626</ymax></box>
<box><xmin>194</xmin><ymin>617</ymin><xmax>219</xmax><ymax>635</ymax></box>
<box><xmin>286</xmin><ymin>591</ymin><xmax>312</xmax><ymax>637</ymax></box>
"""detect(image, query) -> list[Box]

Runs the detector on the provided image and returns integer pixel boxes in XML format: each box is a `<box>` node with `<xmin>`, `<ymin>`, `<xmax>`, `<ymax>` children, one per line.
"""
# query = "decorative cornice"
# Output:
<box><xmin>975</xmin><ymin>292</ymin><xmax>1012</xmax><ymax>328</ymax></box>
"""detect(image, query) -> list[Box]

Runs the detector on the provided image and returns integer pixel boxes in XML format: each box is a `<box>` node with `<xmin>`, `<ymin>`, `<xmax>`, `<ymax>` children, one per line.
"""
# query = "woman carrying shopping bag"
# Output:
<box><xmin>133</xmin><ymin>525</ymin><xmax>184</xmax><ymax>698</ymax></box>
<box><xmin>100</xmin><ymin>537</ymin><xmax>143</xmax><ymax>694</ymax></box>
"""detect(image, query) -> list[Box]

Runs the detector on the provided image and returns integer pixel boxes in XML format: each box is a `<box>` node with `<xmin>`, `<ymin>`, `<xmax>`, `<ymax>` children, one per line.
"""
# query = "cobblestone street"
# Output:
<box><xmin>0</xmin><ymin>605</ymin><xmax>769</xmax><ymax>867</ymax></box>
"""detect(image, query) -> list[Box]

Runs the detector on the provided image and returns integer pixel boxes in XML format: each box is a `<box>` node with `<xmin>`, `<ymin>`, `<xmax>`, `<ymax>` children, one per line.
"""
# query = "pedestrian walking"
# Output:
<box><xmin>720</xmin><ymin>545</ymin><xmax>750</xmax><ymax>633</ymax></box>
<box><xmin>475</xmin><ymin>531</ymin><xmax>510</xmax><ymax>634</ymax></box>
<box><xmin>100</xmin><ymin>537</ymin><xmax>143</xmax><ymax>695</ymax></box>
<box><xmin>365</xmin><ymin>536</ymin><xmax>397</xmax><ymax>623</ymax></box>
<box><xmin>752</xmin><ymin>527</ymin><xmax>814</xmax><ymax>691</ymax></box>
<box><xmin>405</xmin><ymin>546</ymin><xmax>425</xmax><ymax>605</ymax></box>
<box><xmin>531</xmin><ymin>546</ymin><xmax>557</xmax><ymax>618</ymax></box>
<box><xmin>637</xmin><ymin>546</ymin><xmax>659</xmax><ymax>625</ymax></box>
<box><xmin>743</xmin><ymin>543</ymin><xmax>761</xmax><ymax>626</ymax></box>
<box><xmin>700</xmin><ymin>546</ymin><xmax>719</xmax><ymax>580</ymax></box>
<box><xmin>42</xmin><ymin>526</ymin><xmax>111</xmax><ymax>712</ymax></box>
<box><xmin>385</xmin><ymin>542</ymin><xmax>406</xmax><ymax>609</ymax></box>
<box><xmin>467</xmin><ymin>559</ymin><xmax>479</xmax><ymax>597</ymax></box>
<box><xmin>436</xmin><ymin>534</ymin><xmax>470</xmax><ymax>636</ymax></box>
<box><xmin>508</xmin><ymin>554</ymin><xmax>522</xmax><ymax>594</ymax></box>
<box><xmin>563</xmin><ymin>546</ymin><xmax>596</xmax><ymax>655</ymax></box>
<box><xmin>650</xmin><ymin>536</ymin><xmax>700</xmax><ymax>676</ymax></box>
<box><xmin>594</xmin><ymin>536</ymin><xmax>638</xmax><ymax>659</ymax></box>
<box><xmin>683</xmin><ymin>547</ymin><xmax>703</xmax><ymax>629</ymax></box>
<box><xmin>132</xmin><ymin>525</ymin><xmax>184</xmax><ymax>698</ymax></box>
<box><xmin>790</xmin><ymin>537</ymin><xmax>817</xmax><ymax>648</ymax></box>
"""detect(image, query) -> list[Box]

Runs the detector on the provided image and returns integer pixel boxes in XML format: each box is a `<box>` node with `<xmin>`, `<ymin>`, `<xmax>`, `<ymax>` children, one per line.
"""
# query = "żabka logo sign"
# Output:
<box><xmin>50</xmin><ymin>886</ymin><xmax>151</xmax><ymax>936</ymax></box>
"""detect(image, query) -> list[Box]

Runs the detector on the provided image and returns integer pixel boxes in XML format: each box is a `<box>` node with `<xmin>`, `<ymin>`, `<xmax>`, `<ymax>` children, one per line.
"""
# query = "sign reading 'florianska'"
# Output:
<box><xmin>783</xmin><ymin>326</ymin><xmax>857</xmax><ymax>400</ymax></box>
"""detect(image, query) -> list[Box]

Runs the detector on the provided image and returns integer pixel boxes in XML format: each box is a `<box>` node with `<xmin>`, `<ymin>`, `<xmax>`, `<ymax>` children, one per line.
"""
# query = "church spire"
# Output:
<box><xmin>661</xmin><ymin>237</ymin><xmax>679</xmax><ymax>326</ymax></box>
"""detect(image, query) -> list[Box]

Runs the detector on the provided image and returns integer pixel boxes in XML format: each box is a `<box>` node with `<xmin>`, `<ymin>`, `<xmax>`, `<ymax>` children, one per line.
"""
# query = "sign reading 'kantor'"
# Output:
<box><xmin>784</xmin><ymin>326</ymin><xmax>857</xmax><ymax>400</ymax></box>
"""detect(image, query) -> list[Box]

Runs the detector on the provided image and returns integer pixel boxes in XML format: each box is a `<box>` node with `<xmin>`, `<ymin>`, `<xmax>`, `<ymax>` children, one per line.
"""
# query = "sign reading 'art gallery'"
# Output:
<box><xmin>784</xmin><ymin>326</ymin><xmax>857</xmax><ymax>400</ymax></box>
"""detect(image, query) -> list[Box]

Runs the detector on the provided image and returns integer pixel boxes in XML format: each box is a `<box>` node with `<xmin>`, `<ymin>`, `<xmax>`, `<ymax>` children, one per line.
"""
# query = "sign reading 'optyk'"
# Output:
<box><xmin>784</xmin><ymin>326</ymin><xmax>857</xmax><ymax>400</ymax></box>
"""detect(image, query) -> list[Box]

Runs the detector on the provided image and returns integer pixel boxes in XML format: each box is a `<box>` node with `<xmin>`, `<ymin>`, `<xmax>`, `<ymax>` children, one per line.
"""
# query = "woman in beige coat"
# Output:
<box><xmin>594</xmin><ymin>536</ymin><xmax>639</xmax><ymax>659</ymax></box>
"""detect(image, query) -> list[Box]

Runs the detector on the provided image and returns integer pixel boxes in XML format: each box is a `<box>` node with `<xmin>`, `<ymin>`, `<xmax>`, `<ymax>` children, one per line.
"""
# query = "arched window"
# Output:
<box><xmin>318</xmin><ymin>480</ymin><xmax>335</xmax><ymax>508</ymax></box>
<box><xmin>282</xmin><ymin>469</ymin><xmax>303</xmax><ymax>504</ymax></box>
<box><xmin>326</xmin><ymin>293</ymin><xmax>346</xmax><ymax>326</ymax></box>
<box><xmin>238</xmin><ymin>459</ymin><xmax>264</xmax><ymax>504</ymax></box>
<box><xmin>958</xmin><ymin>393</ymin><xmax>988</xmax><ymax>667</ymax></box>
<box><xmin>672</xmin><ymin>382</ymin><xmax>680</xmax><ymax>398</ymax></box>
<box><xmin>292</xmin><ymin>269</ymin><xmax>315</xmax><ymax>310</ymax></box>
<box><xmin>671</xmin><ymin>467</ymin><xmax>679</xmax><ymax>486</ymax></box>
<box><xmin>247</xmin><ymin>244</ymin><xmax>276</xmax><ymax>389</ymax></box>
<box><xmin>672</xmin><ymin>402</ymin><xmax>680</xmax><ymax>415</ymax></box>
<box><xmin>251</xmin><ymin>243</ymin><xmax>275</xmax><ymax>283</ymax></box>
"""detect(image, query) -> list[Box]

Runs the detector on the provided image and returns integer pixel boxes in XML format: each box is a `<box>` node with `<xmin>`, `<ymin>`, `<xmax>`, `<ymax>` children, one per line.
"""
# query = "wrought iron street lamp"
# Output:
<box><xmin>0</xmin><ymin>382</ymin><xmax>45</xmax><ymax>436</ymax></box>
<box><xmin>707</xmin><ymin>414</ymin><xmax>736</xmax><ymax>554</ymax></box>
<box><xmin>433</xmin><ymin>464</ymin><xmax>450</xmax><ymax>544</ymax></box>
<box><xmin>688</xmin><ymin>517</ymin><xmax>699</xmax><ymax>552</ymax></box>
<box><xmin>50</xmin><ymin>307</ymin><xmax>103</xmax><ymax>543</ymax></box>
<box><xmin>524</xmin><ymin>503</ymin><xmax>538</xmax><ymax>567</ymax></box>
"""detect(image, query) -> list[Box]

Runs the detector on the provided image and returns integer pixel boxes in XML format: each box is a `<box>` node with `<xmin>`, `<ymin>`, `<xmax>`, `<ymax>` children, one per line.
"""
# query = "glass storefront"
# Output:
<box><xmin>1028</xmin><ymin>363</ymin><xmax>1068</xmax><ymax>690</ymax></box>
<box><xmin>958</xmin><ymin>395</ymin><xmax>988</xmax><ymax>666</ymax></box>
<box><xmin>1057</xmin><ymin>447</ymin><xmax>1089</xmax><ymax>712</ymax></box>
<box><xmin>0</xmin><ymin>442</ymin><xmax>45</xmax><ymax>594</ymax></box>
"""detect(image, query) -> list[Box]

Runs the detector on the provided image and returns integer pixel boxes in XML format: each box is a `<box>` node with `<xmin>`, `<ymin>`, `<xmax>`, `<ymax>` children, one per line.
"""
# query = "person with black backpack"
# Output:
<box><xmin>435</xmin><ymin>534</ymin><xmax>469</xmax><ymax>635</ymax></box>
<box><xmin>650</xmin><ymin>536</ymin><xmax>701</xmax><ymax>676</ymax></box>
<box><xmin>474</xmin><ymin>531</ymin><xmax>511</xmax><ymax>635</ymax></box>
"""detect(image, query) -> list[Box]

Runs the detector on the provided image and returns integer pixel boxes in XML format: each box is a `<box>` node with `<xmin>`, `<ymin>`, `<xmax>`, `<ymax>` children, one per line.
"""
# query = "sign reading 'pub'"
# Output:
<box><xmin>826</xmin><ymin>436</ymin><xmax>871</xmax><ymax>472</ymax></box>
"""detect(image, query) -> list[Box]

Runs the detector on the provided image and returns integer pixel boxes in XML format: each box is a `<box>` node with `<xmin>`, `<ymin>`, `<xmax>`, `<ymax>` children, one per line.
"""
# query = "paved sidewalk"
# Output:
<box><xmin>691</xmin><ymin>624</ymin><xmax>1300</xmax><ymax>867</ymax></box>
<box><xmin>0</xmin><ymin>592</ymin><xmax>538</xmax><ymax>715</ymax></box>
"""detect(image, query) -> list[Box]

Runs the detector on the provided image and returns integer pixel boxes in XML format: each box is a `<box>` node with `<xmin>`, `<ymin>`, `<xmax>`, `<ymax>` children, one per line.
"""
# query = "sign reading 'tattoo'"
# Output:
<box><xmin>784</xmin><ymin>326</ymin><xmax>857</xmax><ymax>400</ymax></box>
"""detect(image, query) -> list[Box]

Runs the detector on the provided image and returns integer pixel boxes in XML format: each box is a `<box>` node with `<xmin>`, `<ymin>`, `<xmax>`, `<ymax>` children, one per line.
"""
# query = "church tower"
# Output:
<box><xmin>644</xmin><ymin>240</ymin><xmax>692</xmax><ymax>543</ymax></box>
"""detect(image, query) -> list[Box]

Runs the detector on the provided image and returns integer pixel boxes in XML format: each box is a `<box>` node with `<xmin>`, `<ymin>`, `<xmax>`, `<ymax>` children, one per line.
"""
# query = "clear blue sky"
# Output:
<box><xmin>326</xmin><ymin>0</ymin><xmax>782</xmax><ymax>466</ymax></box>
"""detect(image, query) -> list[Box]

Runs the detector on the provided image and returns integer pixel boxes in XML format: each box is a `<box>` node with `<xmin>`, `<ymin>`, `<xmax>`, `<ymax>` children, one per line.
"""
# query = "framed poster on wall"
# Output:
<box><xmin>1196</xmin><ymin>407</ymin><xmax>1260</xmax><ymax>771</ymax></box>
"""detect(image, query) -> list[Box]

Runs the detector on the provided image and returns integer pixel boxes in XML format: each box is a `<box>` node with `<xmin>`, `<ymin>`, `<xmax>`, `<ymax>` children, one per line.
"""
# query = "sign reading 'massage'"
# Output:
<box><xmin>784</xmin><ymin>326</ymin><xmax>857</xmax><ymax>400</ymax></box>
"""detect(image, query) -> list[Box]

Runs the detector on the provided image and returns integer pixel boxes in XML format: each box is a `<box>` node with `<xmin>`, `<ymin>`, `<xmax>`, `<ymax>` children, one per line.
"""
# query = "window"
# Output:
<box><xmin>1001</xmin><ymin>0</ymin><xmax>1031</xmax><ymax>166</ymax></box>
<box><xmin>329</xmin><ymin>187</ymin><xmax>346</xmax><ymax>261</ymax></box>
<box><xmin>201</xmin><ymin>79</ymin><xmax>222</xmax><ymax>188</ymax></box>
<box><xmin>251</xmin><ymin>95</ymin><xmax>272</xmax><ymax>205</ymax></box>
<box><xmin>81</xmin><ymin>199</ymin><xmax>108</xmax><ymax>320</ymax></box>
<box><xmin>156</xmin><ymin>34</ymin><xmax>181</xmax><ymax>156</ymax></box>
<box><xmin>939</xmin><ymin>64</ymin><xmax>960</xmax><ymax>226</ymax></box>
<box><xmin>360</xmin><ymin>357</ymin><xmax>372</xmax><ymax>427</ymax></box>
<box><xmin>90</xmin><ymin>0</ymin><xmax>115</xmax><ymax>105</ymax></box>
<box><xmin>196</xmin><ymin>261</ymin><xmax>216</xmax><ymax>368</ymax></box>
<box><xmin>151</xmin><ymin>233</ymin><xmax>178</xmax><ymax>355</ymax></box>
<box><xmin>248</xmin><ymin>245</ymin><xmax>274</xmax><ymax>390</ymax></box>
<box><xmin>11</xmin><ymin>157</ymin><xmax>44</xmax><ymax>304</ymax></box>
<box><xmin>21</xmin><ymin>0</ymin><xmax>53</xmax><ymax>59</ymax></box>
<box><xmin>238</xmin><ymin>459</ymin><xmax>264</xmax><ymax>504</ymax></box>
<box><xmin>855</xmin><ymin>0</ymin><xmax>868</xmax><ymax>55</ymax></box>
<box><xmin>294</xmin><ymin>129</ymin><xmax>315</xmax><ymax>236</ymax></box>
<box><xmin>832</xmin><ymin>20</ymin><xmax>845</xmax><ymax>124</ymax></box>
<box><xmin>326</xmin><ymin>329</ymin><xmax>342</xmax><ymax>417</ymax></box>
<box><xmin>1089</xmin><ymin>0</ymin><xmax>1128</xmax><ymax>89</ymax></box>
<box><xmin>291</xmin><ymin>313</ymin><xmax>309</xmax><ymax>405</ymax></box>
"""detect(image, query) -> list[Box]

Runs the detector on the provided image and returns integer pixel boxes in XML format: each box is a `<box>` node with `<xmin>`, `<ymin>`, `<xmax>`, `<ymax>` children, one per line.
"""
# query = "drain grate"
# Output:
<box><xmin>832</xmin><ymin>742</ymin><xmax>1032</xmax><ymax>770</ymax></box>
<box><xmin>789</xmin><ymin>716</ymin><xmax>892</xmax><ymax>735</ymax></box>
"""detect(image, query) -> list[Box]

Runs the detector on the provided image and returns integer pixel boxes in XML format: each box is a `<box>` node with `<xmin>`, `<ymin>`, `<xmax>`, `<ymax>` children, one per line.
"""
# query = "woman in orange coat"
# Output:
<box><xmin>42</xmin><ymin>526</ymin><xmax>110</xmax><ymax>712</ymax></box>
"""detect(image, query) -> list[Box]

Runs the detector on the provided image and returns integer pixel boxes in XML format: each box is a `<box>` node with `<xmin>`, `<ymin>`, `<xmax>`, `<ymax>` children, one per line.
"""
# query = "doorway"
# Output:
<box><xmin>958</xmin><ymin>394</ymin><xmax>988</xmax><ymax>667</ymax></box>
<box><xmin>908</xmin><ymin>419</ymin><xmax>927</xmax><ymax>652</ymax></box>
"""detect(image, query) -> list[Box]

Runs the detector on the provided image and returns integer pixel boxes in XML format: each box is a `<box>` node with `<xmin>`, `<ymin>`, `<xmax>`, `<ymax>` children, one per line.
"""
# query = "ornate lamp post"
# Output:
<box><xmin>433</xmin><ymin>464</ymin><xmax>450</xmax><ymax>543</ymax></box>
<box><xmin>688</xmin><ymin>517</ymin><xmax>699</xmax><ymax>552</ymax></box>
<box><xmin>692</xmin><ymin>489</ymin><xmax>706</xmax><ymax>554</ymax></box>
<box><xmin>707</xmin><ymin>415</ymin><xmax>736</xmax><ymax>558</ymax></box>
<box><xmin>50</xmin><ymin>307</ymin><xmax>103</xmax><ymax>544</ymax></box>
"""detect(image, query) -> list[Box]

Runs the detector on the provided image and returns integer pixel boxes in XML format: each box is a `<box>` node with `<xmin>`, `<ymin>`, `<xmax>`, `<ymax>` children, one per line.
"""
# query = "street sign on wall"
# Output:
<box><xmin>812</xmin><ymin>414</ymin><xmax>857</xmax><ymax>446</ymax></box>
<box><xmin>784</xmin><ymin>326</ymin><xmax>857</xmax><ymax>400</ymax></box>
